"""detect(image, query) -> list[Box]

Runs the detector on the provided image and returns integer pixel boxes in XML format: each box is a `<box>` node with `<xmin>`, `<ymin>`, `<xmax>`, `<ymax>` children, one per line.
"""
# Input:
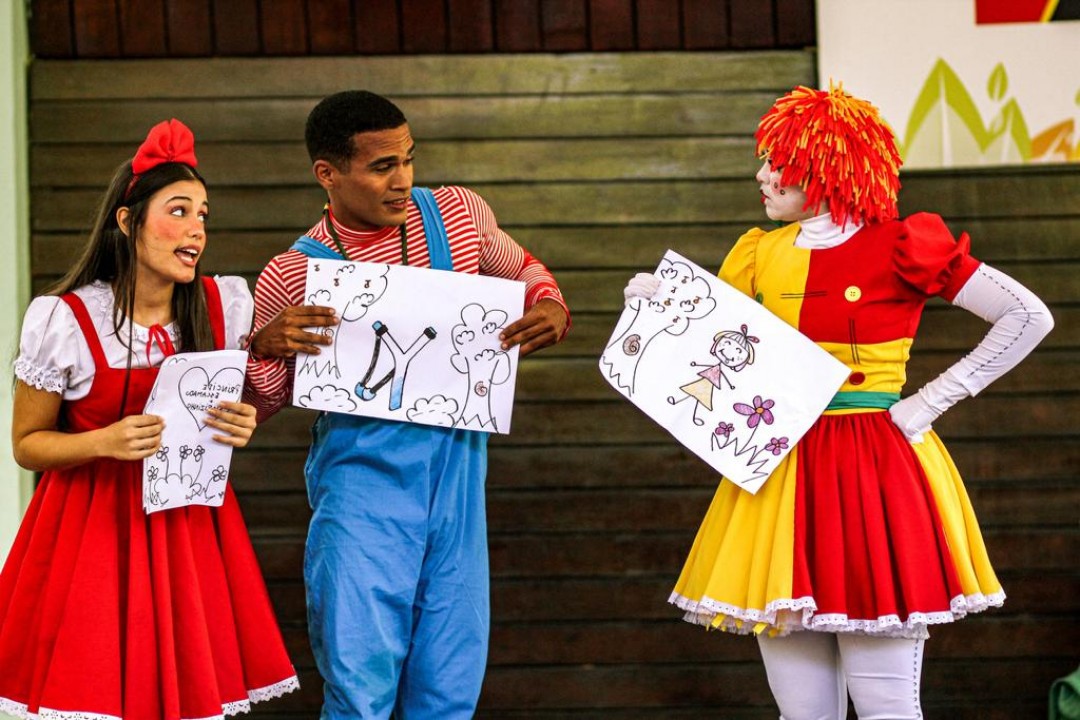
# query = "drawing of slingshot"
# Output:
<box><xmin>355</xmin><ymin>321</ymin><xmax>437</xmax><ymax>411</ymax></box>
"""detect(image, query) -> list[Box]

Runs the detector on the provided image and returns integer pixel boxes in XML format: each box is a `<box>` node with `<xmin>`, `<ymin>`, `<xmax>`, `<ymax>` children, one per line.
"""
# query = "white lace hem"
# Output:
<box><xmin>14</xmin><ymin>357</ymin><xmax>65</xmax><ymax>394</ymax></box>
<box><xmin>670</xmin><ymin>589</ymin><xmax>1006</xmax><ymax>640</ymax></box>
<box><xmin>0</xmin><ymin>674</ymin><xmax>299</xmax><ymax>720</ymax></box>
<box><xmin>247</xmin><ymin>676</ymin><xmax>301</xmax><ymax>705</ymax></box>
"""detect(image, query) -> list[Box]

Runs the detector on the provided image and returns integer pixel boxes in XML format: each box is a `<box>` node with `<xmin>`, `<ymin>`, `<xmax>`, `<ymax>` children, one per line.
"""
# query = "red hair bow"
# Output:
<box><xmin>132</xmin><ymin>118</ymin><xmax>198</xmax><ymax>174</ymax></box>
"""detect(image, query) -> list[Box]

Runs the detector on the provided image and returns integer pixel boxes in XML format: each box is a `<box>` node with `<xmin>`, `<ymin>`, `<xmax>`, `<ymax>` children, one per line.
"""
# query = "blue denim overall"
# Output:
<box><xmin>292</xmin><ymin>188</ymin><xmax>490</xmax><ymax>719</ymax></box>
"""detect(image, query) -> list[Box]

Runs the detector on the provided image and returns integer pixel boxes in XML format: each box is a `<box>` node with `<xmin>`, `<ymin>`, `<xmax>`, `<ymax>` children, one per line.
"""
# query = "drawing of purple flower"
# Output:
<box><xmin>714</xmin><ymin>421</ymin><xmax>734</xmax><ymax>439</ymax></box>
<box><xmin>765</xmin><ymin>437</ymin><xmax>789</xmax><ymax>455</ymax></box>
<box><xmin>733</xmin><ymin>396</ymin><xmax>775</xmax><ymax>428</ymax></box>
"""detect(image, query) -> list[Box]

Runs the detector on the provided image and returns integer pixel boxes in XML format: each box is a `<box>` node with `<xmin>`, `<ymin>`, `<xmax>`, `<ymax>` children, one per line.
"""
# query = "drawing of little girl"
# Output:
<box><xmin>668</xmin><ymin>324</ymin><xmax>759</xmax><ymax>425</ymax></box>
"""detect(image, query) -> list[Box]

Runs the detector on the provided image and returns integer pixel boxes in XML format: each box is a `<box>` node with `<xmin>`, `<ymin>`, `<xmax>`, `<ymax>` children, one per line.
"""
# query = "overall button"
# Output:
<box><xmin>844</xmin><ymin>286</ymin><xmax>862</xmax><ymax>302</ymax></box>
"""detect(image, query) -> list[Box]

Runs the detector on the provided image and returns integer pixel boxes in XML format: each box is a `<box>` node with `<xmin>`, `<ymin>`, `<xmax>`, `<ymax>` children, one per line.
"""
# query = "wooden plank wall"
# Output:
<box><xmin>28</xmin><ymin>53</ymin><xmax>1079</xmax><ymax>719</ymax></box>
<box><xmin>29</xmin><ymin>0</ymin><xmax>816</xmax><ymax>57</ymax></box>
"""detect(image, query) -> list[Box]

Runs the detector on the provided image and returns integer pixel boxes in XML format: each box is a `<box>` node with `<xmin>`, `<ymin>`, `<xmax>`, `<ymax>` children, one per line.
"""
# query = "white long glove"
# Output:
<box><xmin>623</xmin><ymin>272</ymin><xmax>661</xmax><ymax>304</ymax></box>
<box><xmin>889</xmin><ymin>264</ymin><xmax>1054</xmax><ymax>442</ymax></box>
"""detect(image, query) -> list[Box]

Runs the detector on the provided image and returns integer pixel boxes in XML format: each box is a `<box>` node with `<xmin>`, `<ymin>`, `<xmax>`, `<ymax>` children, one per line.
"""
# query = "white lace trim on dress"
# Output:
<box><xmin>670</xmin><ymin>589</ymin><xmax>1006</xmax><ymax>640</ymax></box>
<box><xmin>14</xmin><ymin>358</ymin><xmax>65</xmax><ymax>393</ymax></box>
<box><xmin>0</xmin><ymin>696</ymin><xmax>122</xmax><ymax>720</ymax></box>
<box><xmin>247</xmin><ymin>675</ymin><xmax>300</xmax><ymax>704</ymax></box>
<box><xmin>0</xmin><ymin>674</ymin><xmax>299</xmax><ymax>720</ymax></box>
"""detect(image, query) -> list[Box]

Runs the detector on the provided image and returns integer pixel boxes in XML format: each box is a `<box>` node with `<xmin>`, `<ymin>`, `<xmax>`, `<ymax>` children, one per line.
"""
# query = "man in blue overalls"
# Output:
<box><xmin>246</xmin><ymin>91</ymin><xmax>570</xmax><ymax>718</ymax></box>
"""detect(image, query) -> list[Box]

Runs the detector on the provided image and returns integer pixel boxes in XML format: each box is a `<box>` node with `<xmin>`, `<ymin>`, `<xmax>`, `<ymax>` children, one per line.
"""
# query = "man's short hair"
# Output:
<box><xmin>305</xmin><ymin>90</ymin><xmax>408</xmax><ymax>167</ymax></box>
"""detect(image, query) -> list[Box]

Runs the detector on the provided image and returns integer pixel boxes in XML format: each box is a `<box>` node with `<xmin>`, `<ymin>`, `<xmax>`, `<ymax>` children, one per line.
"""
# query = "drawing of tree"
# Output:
<box><xmin>449</xmin><ymin>304</ymin><xmax>511</xmax><ymax>431</ymax></box>
<box><xmin>600</xmin><ymin>258</ymin><xmax>717</xmax><ymax>395</ymax></box>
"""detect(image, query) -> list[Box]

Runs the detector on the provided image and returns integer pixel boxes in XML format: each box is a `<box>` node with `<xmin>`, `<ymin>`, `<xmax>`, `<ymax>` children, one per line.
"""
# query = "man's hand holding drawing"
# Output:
<box><xmin>251</xmin><ymin>305</ymin><xmax>338</xmax><ymax>358</ymax></box>
<box><xmin>500</xmin><ymin>297</ymin><xmax>569</xmax><ymax>356</ymax></box>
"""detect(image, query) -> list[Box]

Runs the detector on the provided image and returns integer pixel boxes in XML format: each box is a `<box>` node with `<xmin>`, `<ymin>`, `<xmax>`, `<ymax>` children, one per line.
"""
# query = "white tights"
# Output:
<box><xmin>757</xmin><ymin>632</ymin><xmax>924</xmax><ymax>720</ymax></box>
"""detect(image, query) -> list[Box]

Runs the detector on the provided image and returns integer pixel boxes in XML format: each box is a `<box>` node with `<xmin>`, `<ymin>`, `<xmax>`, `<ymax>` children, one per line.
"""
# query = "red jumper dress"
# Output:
<box><xmin>0</xmin><ymin>279</ymin><xmax>298</xmax><ymax>720</ymax></box>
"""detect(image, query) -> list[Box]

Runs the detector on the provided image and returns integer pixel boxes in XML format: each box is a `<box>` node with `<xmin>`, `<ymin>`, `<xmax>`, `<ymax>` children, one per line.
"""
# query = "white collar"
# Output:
<box><xmin>84</xmin><ymin>280</ymin><xmax>178</xmax><ymax>342</ymax></box>
<box><xmin>794</xmin><ymin>213</ymin><xmax>864</xmax><ymax>249</ymax></box>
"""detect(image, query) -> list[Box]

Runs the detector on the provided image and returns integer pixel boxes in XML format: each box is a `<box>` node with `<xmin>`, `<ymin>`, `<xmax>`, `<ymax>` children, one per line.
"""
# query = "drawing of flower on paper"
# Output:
<box><xmin>734</xmin><ymin>396</ymin><xmax>775</xmax><ymax>428</ymax></box>
<box><xmin>714</xmin><ymin>421</ymin><xmax>734</xmax><ymax>439</ymax></box>
<box><xmin>765</xmin><ymin>437</ymin><xmax>789</xmax><ymax>456</ymax></box>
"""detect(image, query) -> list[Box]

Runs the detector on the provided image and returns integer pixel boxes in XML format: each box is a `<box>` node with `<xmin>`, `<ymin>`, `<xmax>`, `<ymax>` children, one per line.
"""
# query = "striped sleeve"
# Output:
<box><xmin>244</xmin><ymin>251</ymin><xmax>306</xmax><ymax>421</ymax></box>
<box><xmin>447</xmin><ymin>186</ymin><xmax>570</xmax><ymax>324</ymax></box>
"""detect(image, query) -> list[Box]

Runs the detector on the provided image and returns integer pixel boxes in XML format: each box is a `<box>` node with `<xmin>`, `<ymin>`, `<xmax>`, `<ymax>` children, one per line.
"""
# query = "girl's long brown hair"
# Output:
<box><xmin>48</xmin><ymin>159</ymin><xmax>215</xmax><ymax>355</ymax></box>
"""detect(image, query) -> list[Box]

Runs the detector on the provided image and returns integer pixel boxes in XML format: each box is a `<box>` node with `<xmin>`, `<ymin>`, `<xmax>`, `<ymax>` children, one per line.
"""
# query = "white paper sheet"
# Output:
<box><xmin>293</xmin><ymin>258</ymin><xmax>525</xmax><ymax>434</ymax></box>
<box><xmin>600</xmin><ymin>250</ymin><xmax>850</xmax><ymax>493</ymax></box>
<box><xmin>142</xmin><ymin>349</ymin><xmax>248</xmax><ymax>513</ymax></box>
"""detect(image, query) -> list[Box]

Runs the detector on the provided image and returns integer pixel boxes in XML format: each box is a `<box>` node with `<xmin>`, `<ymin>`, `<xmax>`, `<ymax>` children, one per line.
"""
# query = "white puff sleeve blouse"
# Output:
<box><xmin>14</xmin><ymin>277</ymin><xmax>253</xmax><ymax>402</ymax></box>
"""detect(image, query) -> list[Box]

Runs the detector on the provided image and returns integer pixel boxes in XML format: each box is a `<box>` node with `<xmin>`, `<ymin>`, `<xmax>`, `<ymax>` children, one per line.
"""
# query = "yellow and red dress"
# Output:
<box><xmin>669</xmin><ymin>213</ymin><xmax>1004</xmax><ymax>639</ymax></box>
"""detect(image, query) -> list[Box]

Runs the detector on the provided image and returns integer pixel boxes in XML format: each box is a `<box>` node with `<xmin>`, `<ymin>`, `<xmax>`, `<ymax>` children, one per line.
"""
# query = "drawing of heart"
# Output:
<box><xmin>178</xmin><ymin>367</ymin><xmax>245</xmax><ymax>431</ymax></box>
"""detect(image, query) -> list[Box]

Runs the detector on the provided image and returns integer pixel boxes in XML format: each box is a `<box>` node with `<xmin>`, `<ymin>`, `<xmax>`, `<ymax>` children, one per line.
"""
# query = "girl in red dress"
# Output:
<box><xmin>0</xmin><ymin>120</ymin><xmax>298</xmax><ymax>719</ymax></box>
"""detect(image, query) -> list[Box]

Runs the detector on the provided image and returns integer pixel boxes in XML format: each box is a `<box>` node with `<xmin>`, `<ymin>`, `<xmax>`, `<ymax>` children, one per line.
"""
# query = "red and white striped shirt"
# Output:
<box><xmin>245</xmin><ymin>185</ymin><xmax>568</xmax><ymax>420</ymax></box>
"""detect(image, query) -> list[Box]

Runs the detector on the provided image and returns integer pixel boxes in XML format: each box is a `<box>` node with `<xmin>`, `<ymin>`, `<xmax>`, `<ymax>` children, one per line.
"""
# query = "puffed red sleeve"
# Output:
<box><xmin>893</xmin><ymin>212</ymin><xmax>982</xmax><ymax>301</ymax></box>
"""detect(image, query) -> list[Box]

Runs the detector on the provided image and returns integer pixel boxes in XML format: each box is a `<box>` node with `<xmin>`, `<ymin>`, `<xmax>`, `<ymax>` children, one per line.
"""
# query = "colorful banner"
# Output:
<box><xmin>976</xmin><ymin>0</ymin><xmax>1080</xmax><ymax>24</ymax></box>
<box><xmin>818</xmin><ymin>0</ymin><xmax>1080</xmax><ymax>167</ymax></box>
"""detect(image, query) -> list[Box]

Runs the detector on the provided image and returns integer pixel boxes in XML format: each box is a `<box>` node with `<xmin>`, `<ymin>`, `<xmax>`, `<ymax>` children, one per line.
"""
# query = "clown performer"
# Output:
<box><xmin>0</xmin><ymin>120</ymin><xmax>299</xmax><ymax>719</ymax></box>
<box><xmin>623</xmin><ymin>85</ymin><xmax>1053</xmax><ymax>719</ymax></box>
<box><xmin>245</xmin><ymin>91</ymin><xmax>570</xmax><ymax>719</ymax></box>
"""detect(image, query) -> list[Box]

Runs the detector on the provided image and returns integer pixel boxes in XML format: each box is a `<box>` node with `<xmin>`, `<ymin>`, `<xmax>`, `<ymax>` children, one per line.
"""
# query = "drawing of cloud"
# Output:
<box><xmin>408</xmin><ymin>395</ymin><xmax>459</xmax><ymax>427</ymax></box>
<box><xmin>341</xmin><ymin>267</ymin><xmax>390</xmax><ymax>320</ymax></box>
<box><xmin>452</xmin><ymin>303</ymin><xmax>508</xmax><ymax>354</ymax></box>
<box><xmin>636</xmin><ymin>259</ymin><xmax>717</xmax><ymax>333</ymax></box>
<box><xmin>308</xmin><ymin>289</ymin><xmax>332</xmax><ymax>306</ymax></box>
<box><xmin>299</xmin><ymin>385</ymin><xmax>357</xmax><ymax>411</ymax></box>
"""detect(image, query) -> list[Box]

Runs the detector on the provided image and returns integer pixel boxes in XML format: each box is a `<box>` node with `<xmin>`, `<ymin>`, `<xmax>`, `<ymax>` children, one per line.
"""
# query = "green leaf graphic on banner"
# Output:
<box><xmin>986</xmin><ymin>98</ymin><xmax>1032</xmax><ymax>162</ymax></box>
<box><xmin>987</xmin><ymin>63</ymin><xmax>1008</xmax><ymax>101</ymax></box>
<box><xmin>904</xmin><ymin>59</ymin><xmax>1076</xmax><ymax>167</ymax></box>
<box><xmin>903</xmin><ymin>59</ymin><xmax>990</xmax><ymax>166</ymax></box>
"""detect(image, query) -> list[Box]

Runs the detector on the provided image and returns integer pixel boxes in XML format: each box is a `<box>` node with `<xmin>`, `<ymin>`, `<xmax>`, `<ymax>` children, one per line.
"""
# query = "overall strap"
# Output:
<box><xmin>61</xmin><ymin>293</ymin><xmax>109</xmax><ymax>370</ymax></box>
<box><xmin>291</xmin><ymin>235</ymin><xmax>345</xmax><ymax>260</ymax></box>
<box><xmin>201</xmin><ymin>276</ymin><xmax>226</xmax><ymax>350</ymax></box>
<box><xmin>411</xmin><ymin>187</ymin><xmax>454</xmax><ymax>271</ymax></box>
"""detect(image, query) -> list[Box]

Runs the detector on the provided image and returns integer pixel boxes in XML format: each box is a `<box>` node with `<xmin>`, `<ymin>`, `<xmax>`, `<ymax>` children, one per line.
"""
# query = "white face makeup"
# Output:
<box><xmin>755</xmin><ymin>160</ymin><xmax>818</xmax><ymax>223</ymax></box>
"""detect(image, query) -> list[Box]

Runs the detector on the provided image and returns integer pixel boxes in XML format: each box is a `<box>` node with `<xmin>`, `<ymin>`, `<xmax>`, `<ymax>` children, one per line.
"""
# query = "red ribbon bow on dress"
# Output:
<box><xmin>146</xmin><ymin>324</ymin><xmax>176</xmax><ymax>366</ymax></box>
<box><xmin>132</xmin><ymin>119</ymin><xmax>198</xmax><ymax>174</ymax></box>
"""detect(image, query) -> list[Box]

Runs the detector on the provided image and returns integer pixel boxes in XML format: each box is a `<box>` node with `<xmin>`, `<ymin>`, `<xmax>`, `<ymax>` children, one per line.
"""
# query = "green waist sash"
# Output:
<box><xmin>825</xmin><ymin>391</ymin><xmax>901</xmax><ymax>411</ymax></box>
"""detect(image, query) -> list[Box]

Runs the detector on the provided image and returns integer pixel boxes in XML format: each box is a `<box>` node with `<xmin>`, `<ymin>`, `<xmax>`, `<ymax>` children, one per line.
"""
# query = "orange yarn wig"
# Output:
<box><xmin>755</xmin><ymin>84</ymin><xmax>902</xmax><ymax>227</ymax></box>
